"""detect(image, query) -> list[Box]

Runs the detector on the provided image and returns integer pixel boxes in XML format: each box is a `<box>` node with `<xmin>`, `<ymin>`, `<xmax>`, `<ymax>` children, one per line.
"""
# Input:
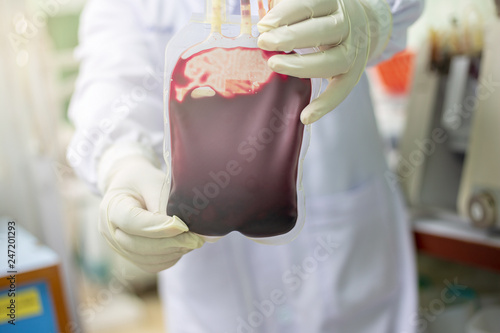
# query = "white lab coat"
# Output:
<box><xmin>69</xmin><ymin>0</ymin><xmax>423</xmax><ymax>332</ymax></box>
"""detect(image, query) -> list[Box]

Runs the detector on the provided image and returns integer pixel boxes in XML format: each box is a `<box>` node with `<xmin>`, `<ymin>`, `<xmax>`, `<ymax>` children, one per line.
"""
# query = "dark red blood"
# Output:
<box><xmin>167</xmin><ymin>47</ymin><xmax>311</xmax><ymax>237</ymax></box>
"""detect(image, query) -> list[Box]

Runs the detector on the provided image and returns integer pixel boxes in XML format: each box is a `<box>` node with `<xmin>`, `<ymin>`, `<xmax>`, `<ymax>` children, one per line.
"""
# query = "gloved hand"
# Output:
<box><xmin>258</xmin><ymin>0</ymin><xmax>392</xmax><ymax>124</ymax></box>
<box><xmin>97</xmin><ymin>144</ymin><xmax>204</xmax><ymax>273</ymax></box>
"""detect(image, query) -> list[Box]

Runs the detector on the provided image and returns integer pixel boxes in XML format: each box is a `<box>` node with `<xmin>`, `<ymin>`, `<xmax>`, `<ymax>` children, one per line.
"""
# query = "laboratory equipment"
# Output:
<box><xmin>0</xmin><ymin>221</ymin><xmax>70</xmax><ymax>332</ymax></box>
<box><xmin>398</xmin><ymin>10</ymin><xmax>500</xmax><ymax>230</ymax></box>
<box><xmin>458</xmin><ymin>17</ymin><xmax>500</xmax><ymax>229</ymax></box>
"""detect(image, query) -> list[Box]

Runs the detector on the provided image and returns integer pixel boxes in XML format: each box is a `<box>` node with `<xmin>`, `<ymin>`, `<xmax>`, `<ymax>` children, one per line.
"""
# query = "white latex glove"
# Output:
<box><xmin>98</xmin><ymin>144</ymin><xmax>204</xmax><ymax>273</ymax></box>
<box><xmin>258</xmin><ymin>0</ymin><xmax>392</xmax><ymax>124</ymax></box>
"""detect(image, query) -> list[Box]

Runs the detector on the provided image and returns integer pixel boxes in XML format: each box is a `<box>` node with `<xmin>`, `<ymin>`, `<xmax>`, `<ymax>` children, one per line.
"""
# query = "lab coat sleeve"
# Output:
<box><xmin>67</xmin><ymin>0</ymin><xmax>166</xmax><ymax>193</ymax></box>
<box><xmin>367</xmin><ymin>0</ymin><xmax>423</xmax><ymax>66</ymax></box>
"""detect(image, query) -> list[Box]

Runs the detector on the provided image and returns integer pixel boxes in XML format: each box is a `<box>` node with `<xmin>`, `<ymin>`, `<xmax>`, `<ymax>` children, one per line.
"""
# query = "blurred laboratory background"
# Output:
<box><xmin>1</xmin><ymin>0</ymin><xmax>500</xmax><ymax>332</ymax></box>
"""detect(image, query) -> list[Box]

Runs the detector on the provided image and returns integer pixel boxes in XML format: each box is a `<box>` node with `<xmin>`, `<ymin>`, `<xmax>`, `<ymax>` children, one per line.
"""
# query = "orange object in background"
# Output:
<box><xmin>375</xmin><ymin>50</ymin><xmax>415</xmax><ymax>94</ymax></box>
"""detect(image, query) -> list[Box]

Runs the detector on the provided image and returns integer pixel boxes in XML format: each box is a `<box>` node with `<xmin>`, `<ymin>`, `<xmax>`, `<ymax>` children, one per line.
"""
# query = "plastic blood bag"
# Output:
<box><xmin>163</xmin><ymin>0</ymin><xmax>319</xmax><ymax>244</ymax></box>
<box><xmin>168</xmin><ymin>48</ymin><xmax>311</xmax><ymax>237</ymax></box>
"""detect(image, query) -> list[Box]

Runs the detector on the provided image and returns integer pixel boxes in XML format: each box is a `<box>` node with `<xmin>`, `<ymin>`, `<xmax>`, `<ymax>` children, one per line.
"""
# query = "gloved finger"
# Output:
<box><xmin>105</xmin><ymin>190</ymin><xmax>188</xmax><ymax>238</ymax></box>
<box><xmin>123</xmin><ymin>249</ymin><xmax>191</xmax><ymax>265</ymax></box>
<box><xmin>258</xmin><ymin>11</ymin><xmax>347</xmax><ymax>51</ymax></box>
<box><xmin>258</xmin><ymin>0</ymin><xmax>339</xmax><ymax>33</ymax></box>
<box><xmin>98</xmin><ymin>226</ymin><xmax>193</xmax><ymax>272</ymax></box>
<box><xmin>113</xmin><ymin>229</ymin><xmax>204</xmax><ymax>255</ymax></box>
<box><xmin>266</xmin><ymin>45</ymin><xmax>353</xmax><ymax>79</ymax></box>
<box><xmin>138</xmin><ymin>167</ymin><xmax>170</xmax><ymax>214</ymax></box>
<box><xmin>300</xmin><ymin>47</ymin><xmax>368</xmax><ymax>124</ymax></box>
<box><xmin>134</xmin><ymin>258</ymin><xmax>182</xmax><ymax>273</ymax></box>
<box><xmin>100</xmin><ymin>228</ymin><xmax>128</xmax><ymax>258</ymax></box>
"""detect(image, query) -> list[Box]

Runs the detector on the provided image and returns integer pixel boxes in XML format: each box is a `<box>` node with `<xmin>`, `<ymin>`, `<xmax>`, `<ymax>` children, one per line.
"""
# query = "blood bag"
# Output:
<box><xmin>163</xmin><ymin>0</ymin><xmax>320</xmax><ymax>244</ymax></box>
